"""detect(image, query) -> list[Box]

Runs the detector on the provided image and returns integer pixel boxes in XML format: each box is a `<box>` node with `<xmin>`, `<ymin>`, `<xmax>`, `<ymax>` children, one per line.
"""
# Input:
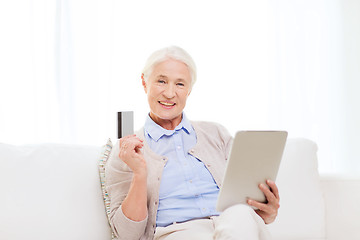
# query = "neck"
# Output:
<box><xmin>149</xmin><ymin>113</ymin><xmax>182</xmax><ymax>130</ymax></box>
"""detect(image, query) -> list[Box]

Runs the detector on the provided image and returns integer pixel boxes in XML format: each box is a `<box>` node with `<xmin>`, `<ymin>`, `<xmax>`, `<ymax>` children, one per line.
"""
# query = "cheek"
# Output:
<box><xmin>148</xmin><ymin>85</ymin><xmax>162</xmax><ymax>96</ymax></box>
<box><xmin>146</xmin><ymin>87</ymin><xmax>155</xmax><ymax>98</ymax></box>
<box><xmin>179</xmin><ymin>93</ymin><xmax>189</xmax><ymax>104</ymax></box>
<box><xmin>147</xmin><ymin>88</ymin><xmax>161</xmax><ymax>105</ymax></box>
<box><xmin>148</xmin><ymin>93</ymin><xmax>156</xmax><ymax>104</ymax></box>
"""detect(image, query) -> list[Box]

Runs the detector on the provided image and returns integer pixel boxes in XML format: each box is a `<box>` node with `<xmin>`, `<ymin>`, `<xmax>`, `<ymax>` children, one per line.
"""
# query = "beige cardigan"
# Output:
<box><xmin>105</xmin><ymin>121</ymin><xmax>233</xmax><ymax>240</ymax></box>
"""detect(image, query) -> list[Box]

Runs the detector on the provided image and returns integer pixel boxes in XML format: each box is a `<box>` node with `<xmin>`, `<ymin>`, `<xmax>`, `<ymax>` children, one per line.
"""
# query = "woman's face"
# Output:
<box><xmin>142</xmin><ymin>58</ymin><xmax>192</xmax><ymax>130</ymax></box>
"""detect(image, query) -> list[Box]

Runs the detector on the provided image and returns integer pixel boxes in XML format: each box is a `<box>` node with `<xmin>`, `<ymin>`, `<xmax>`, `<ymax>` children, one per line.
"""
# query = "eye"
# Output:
<box><xmin>177</xmin><ymin>82</ymin><xmax>185</xmax><ymax>87</ymax></box>
<box><xmin>158</xmin><ymin>79</ymin><xmax>166</xmax><ymax>84</ymax></box>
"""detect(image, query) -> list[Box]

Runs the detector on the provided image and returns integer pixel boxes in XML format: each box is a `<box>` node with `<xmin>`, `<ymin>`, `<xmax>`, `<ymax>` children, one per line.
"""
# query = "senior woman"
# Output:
<box><xmin>105</xmin><ymin>46</ymin><xmax>280</xmax><ymax>240</ymax></box>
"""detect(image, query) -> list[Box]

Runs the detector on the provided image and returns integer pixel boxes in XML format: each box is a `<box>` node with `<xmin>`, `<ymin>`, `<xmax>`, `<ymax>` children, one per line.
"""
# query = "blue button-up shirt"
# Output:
<box><xmin>144</xmin><ymin>113</ymin><xmax>220</xmax><ymax>227</ymax></box>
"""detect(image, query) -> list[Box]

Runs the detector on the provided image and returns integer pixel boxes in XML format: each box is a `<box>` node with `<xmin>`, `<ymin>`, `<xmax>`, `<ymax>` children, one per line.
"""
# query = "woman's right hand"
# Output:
<box><xmin>118</xmin><ymin>135</ymin><xmax>148</xmax><ymax>222</ymax></box>
<box><xmin>119</xmin><ymin>134</ymin><xmax>147</xmax><ymax>176</ymax></box>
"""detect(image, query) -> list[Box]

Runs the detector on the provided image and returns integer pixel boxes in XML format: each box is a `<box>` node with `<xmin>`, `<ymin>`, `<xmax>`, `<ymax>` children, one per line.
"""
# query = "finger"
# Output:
<box><xmin>247</xmin><ymin>199</ymin><xmax>271</xmax><ymax>213</ymax></box>
<box><xmin>123</xmin><ymin>134</ymin><xmax>136</xmax><ymax>138</ymax></box>
<box><xmin>119</xmin><ymin>135</ymin><xmax>142</xmax><ymax>148</ymax></box>
<box><xmin>248</xmin><ymin>198</ymin><xmax>279</xmax><ymax>219</ymax></box>
<box><xmin>121</xmin><ymin>136</ymin><xmax>143</xmax><ymax>148</ymax></box>
<box><xmin>119</xmin><ymin>138</ymin><xmax>143</xmax><ymax>159</ymax></box>
<box><xmin>129</xmin><ymin>138</ymin><xmax>144</xmax><ymax>149</ymax></box>
<box><xmin>121</xmin><ymin>138</ymin><xmax>144</xmax><ymax>157</ymax></box>
<box><xmin>267</xmin><ymin>180</ymin><xmax>280</xmax><ymax>200</ymax></box>
<box><xmin>119</xmin><ymin>134</ymin><xmax>136</xmax><ymax>142</ymax></box>
<box><xmin>259</xmin><ymin>183</ymin><xmax>277</xmax><ymax>204</ymax></box>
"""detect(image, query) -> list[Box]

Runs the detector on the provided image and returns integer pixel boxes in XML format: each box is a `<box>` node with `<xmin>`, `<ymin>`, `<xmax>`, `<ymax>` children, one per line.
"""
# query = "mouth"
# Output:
<box><xmin>158</xmin><ymin>101</ymin><xmax>176</xmax><ymax>107</ymax></box>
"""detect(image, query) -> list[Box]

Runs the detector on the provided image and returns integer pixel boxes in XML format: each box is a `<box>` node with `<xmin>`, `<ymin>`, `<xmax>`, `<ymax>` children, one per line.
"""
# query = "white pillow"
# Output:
<box><xmin>98</xmin><ymin>139</ymin><xmax>116</xmax><ymax>239</ymax></box>
<box><xmin>267</xmin><ymin>138</ymin><xmax>326</xmax><ymax>240</ymax></box>
<box><xmin>0</xmin><ymin>142</ymin><xmax>112</xmax><ymax>240</ymax></box>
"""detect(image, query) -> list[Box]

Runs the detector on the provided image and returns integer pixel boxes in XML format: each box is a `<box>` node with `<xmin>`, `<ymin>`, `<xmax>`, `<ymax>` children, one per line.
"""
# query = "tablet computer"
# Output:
<box><xmin>216</xmin><ymin>131</ymin><xmax>287</xmax><ymax>212</ymax></box>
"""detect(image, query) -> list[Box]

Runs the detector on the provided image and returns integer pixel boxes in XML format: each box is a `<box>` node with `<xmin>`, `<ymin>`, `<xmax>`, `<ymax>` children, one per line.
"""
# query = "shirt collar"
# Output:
<box><xmin>144</xmin><ymin>112</ymin><xmax>193</xmax><ymax>141</ymax></box>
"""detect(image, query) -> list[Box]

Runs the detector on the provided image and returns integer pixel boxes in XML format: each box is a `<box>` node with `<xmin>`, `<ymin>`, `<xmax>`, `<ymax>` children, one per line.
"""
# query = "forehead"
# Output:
<box><xmin>151</xmin><ymin>59</ymin><xmax>191</xmax><ymax>80</ymax></box>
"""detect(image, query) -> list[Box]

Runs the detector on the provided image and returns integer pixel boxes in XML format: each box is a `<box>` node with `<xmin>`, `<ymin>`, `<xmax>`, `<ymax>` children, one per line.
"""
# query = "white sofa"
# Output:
<box><xmin>1</xmin><ymin>138</ymin><xmax>359</xmax><ymax>240</ymax></box>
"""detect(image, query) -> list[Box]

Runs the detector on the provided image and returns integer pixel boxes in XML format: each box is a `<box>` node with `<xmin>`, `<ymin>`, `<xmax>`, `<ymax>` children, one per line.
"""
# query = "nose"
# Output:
<box><xmin>163</xmin><ymin>83</ymin><xmax>176</xmax><ymax>99</ymax></box>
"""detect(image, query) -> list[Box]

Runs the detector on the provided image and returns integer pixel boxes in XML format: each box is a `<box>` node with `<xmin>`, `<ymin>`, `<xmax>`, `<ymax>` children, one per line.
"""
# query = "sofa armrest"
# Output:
<box><xmin>320</xmin><ymin>174</ymin><xmax>360</xmax><ymax>240</ymax></box>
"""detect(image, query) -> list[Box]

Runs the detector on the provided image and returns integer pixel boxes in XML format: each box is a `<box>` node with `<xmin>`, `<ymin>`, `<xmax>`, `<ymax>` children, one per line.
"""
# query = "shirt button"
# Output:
<box><xmin>177</xmin><ymin>146</ymin><xmax>181</xmax><ymax>150</ymax></box>
<box><xmin>189</xmin><ymin>180</ymin><xmax>192</xmax><ymax>183</ymax></box>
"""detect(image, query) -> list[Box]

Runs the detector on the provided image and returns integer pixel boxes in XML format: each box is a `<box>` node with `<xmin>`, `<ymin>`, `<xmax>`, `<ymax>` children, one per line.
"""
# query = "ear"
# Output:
<box><xmin>142</xmin><ymin>76</ymin><xmax>147</xmax><ymax>93</ymax></box>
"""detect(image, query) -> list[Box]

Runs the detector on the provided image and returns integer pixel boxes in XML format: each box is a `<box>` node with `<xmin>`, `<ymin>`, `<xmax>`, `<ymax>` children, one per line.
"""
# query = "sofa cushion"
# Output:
<box><xmin>267</xmin><ymin>138</ymin><xmax>326</xmax><ymax>240</ymax></box>
<box><xmin>0</xmin><ymin>143</ymin><xmax>112</xmax><ymax>240</ymax></box>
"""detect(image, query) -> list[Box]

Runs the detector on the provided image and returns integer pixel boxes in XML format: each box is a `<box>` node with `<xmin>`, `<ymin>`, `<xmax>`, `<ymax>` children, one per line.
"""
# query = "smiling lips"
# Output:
<box><xmin>159</xmin><ymin>101</ymin><xmax>176</xmax><ymax>108</ymax></box>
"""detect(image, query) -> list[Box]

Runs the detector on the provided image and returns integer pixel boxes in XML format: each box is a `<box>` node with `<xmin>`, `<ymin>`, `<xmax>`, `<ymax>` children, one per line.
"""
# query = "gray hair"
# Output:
<box><xmin>142</xmin><ymin>46</ymin><xmax>197</xmax><ymax>88</ymax></box>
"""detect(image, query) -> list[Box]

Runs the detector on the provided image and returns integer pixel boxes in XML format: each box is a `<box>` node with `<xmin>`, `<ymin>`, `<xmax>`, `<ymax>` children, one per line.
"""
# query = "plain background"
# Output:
<box><xmin>0</xmin><ymin>0</ymin><xmax>359</xmax><ymax>175</ymax></box>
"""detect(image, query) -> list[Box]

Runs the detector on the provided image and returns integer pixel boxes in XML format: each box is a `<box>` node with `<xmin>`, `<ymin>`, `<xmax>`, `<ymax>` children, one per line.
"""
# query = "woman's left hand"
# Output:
<box><xmin>247</xmin><ymin>180</ymin><xmax>280</xmax><ymax>224</ymax></box>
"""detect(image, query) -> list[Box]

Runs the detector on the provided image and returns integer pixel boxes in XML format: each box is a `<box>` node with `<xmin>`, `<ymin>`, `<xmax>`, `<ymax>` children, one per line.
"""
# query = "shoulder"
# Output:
<box><xmin>191</xmin><ymin>121</ymin><xmax>230</xmax><ymax>137</ymax></box>
<box><xmin>191</xmin><ymin>121</ymin><xmax>233</xmax><ymax>160</ymax></box>
<box><xmin>191</xmin><ymin>121</ymin><xmax>232</xmax><ymax>148</ymax></box>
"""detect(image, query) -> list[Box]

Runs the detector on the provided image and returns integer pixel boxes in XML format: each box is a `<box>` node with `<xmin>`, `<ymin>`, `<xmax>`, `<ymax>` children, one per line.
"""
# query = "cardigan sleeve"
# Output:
<box><xmin>105</xmin><ymin>139</ymin><xmax>148</xmax><ymax>240</ymax></box>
